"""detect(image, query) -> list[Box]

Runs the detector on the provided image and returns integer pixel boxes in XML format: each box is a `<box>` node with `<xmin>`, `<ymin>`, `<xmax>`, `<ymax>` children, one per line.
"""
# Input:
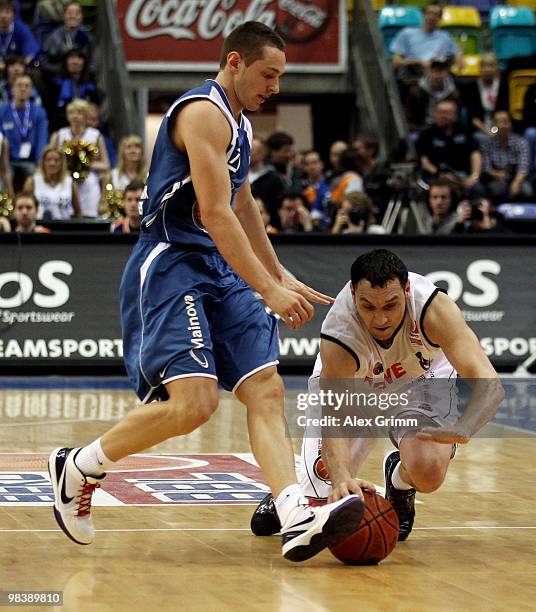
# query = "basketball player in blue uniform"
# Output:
<box><xmin>47</xmin><ymin>21</ymin><xmax>365</xmax><ymax>562</ymax></box>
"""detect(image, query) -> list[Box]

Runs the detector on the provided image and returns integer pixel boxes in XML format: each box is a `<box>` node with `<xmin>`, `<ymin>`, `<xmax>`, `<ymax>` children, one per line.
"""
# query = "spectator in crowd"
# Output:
<box><xmin>0</xmin><ymin>0</ymin><xmax>38</xmax><ymax>71</ymax></box>
<box><xmin>390</xmin><ymin>3</ymin><xmax>462</xmax><ymax>82</ymax></box>
<box><xmin>255</xmin><ymin>196</ymin><xmax>277</xmax><ymax>234</ymax></box>
<box><xmin>50</xmin><ymin>98</ymin><xmax>109</xmax><ymax>217</ymax></box>
<box><xmin>278</xmin><ymin>191</ymin><xmax>313</xmax><ymax>233</ymax></box>
<box><xmin>86</xmin><ymin>101</ymin><xmax>117</xmax><ymax>167</ymax></box>
<box><xmin>331</xmin><ymin>191</ymin><xmax>385</xmax><ymax>235</ymax></box>
<box><xmin>460</xmin><ymin>53</ymin><xmax>508</xmax><ymax>145</ymax></box>
<box><xmin>327</xmin><ymin>139</ymin><xmax>348</xmax><ymax>187</ymax></box>
<box><xmin>0</xmin><ymin>213</ymin><xmax>9</xmax><ymax>231</ymax></box>
<box><xmin>111</xmin><ymin>179</ymin><xmax>143</xmax><ymax>234</ymax></box>
<box><xmin>352</xmin><ymin>133</ymin><xmax>394</xmax><ymax>218</ymax></box>
<box><xmin>42</xmin><ymin>1</ymin><xmax>93</xmax><ymax>76</ymax></box>
<box><xmin>249</xmin><ymin>136</ymin><xmax>286</xmax><ymax>228</ymax></box>
<box><xmin>23</xmin><ymin>144</ymin><xmax>80</xmax><ymax>219</ymax></box>
<box><xmin>0</xmin><ymin>128</ymin><xmax>13</xmax><ymax>195</ymax></box>
<box><xmin>108</xmin><ymin>134</ymin><xmax>147</xmax><ymax>191</ymax></box>
<box><xmin>453</xmin><ymin>198</ymin><xmax>510</xmax><ymax>234</ymax></box>
<box><xmin>32</xmin><ymin>0</ymin><xmax>68</xmax><ymax>47</ymax></box>
<box><xmin>0</xmin><ymin>55</ymin><xmax>42</xmax><ymax>105</ymax></box>
<box><xmin>481</xmin><ymin>110</ymin><xmax>533</xmax><ymax>203</ymax></box>
<box><xmin>329</xmin><ymin>147</ymin><xmax>364</xmax><ymax>205</ymax></box>
<box><xmin>301</xmin><ymin>150</ymin><xmax>330</xmax><ymax>230</ymax></box>
<box><xmin>50</xmin><ymin>48</ymin><xmax>99</xmax><ymax>131</ymax></box>
<box><xmin>422</xmin><ymin>177</ymin><xmax>460</xmax><ymax>234</ymax></box>
<box><xmin>11</xmin><ymin>191</ymin><xmax>50</xmax><ymax>232</ymax></box>
<box><xmin>403</xmin><ymin>59</ymin><xmax>460</xmax><ymax>133</ymax></box>
<box><xmin>0</xmin><ymin>73</ymin><xmax>48</xmax><ymax>190</ymax></box>
<box><xmin>522</xmin><ymin>83</ymin><xmax>536</xmax><ymax>173</ymax></box>
<box><xmin>266</xmin><ymin>131</ymin><xmax>301</xmax><ymax>189</ymax></box>
<box><xmin>416</xmin><ymin>98</ymin><xmax>483</xmax><ymax>196</ymax></box>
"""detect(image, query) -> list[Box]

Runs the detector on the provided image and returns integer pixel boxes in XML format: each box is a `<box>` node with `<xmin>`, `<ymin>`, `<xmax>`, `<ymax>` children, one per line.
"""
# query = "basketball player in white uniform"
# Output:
<box><xmin>252</xmin><ymin>249</ymin><xmax>504</xmax><ymax>541</ymax></box>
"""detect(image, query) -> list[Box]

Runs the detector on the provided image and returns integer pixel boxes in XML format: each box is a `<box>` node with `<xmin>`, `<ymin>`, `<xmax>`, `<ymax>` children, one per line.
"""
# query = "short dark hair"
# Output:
<box><xmin>0</xmin><ymin>0</ymin><xmax>15</xmax><ymax>11</ymax></box>
<box><xmin>280</xmin><ymin>190</ymin><xmax>307</xmax><ymax>208</ymax></box>
<box><xmin>339</xmin><ymin>148</ymin><xmax>364</xmax><ymax>173</ymax></box>
<box><xmin>351</xmin><ymin>249</ymin><xmax>408</xmax><ymax>288</ymax></box>
<box><xmin>13</xmin><ymin>191</ymin><xmax>38</xmax><ymax>209</ymax></box>
<box><xmin>266</xmin><ymin>131</ymin><xmax>294</xmax><ymax>152</ymax></box>
<box><xmin>219</xmin><ymin>21</ymin><xmax>285</xmax><ymax>69</ymax></box>
<box><xmin>124</xmin><ymin>179</ymin><xmax>144</xmax><ymax>195</ymax></box>
<box><xmin>429</xmin><ymin>177</ymin><xmax>453</xmax><ymax>191</ymax></box>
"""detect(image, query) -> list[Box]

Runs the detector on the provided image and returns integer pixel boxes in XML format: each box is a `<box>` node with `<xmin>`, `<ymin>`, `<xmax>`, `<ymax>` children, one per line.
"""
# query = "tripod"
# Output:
<box><xmin>382</xmin><ymin>185</ymin><xmax>429</xmax><ymax>234</ymax></box>
<box><xmin>380</xmin><ymin>163</ymin><xmax>430</xmax><ymax>234</ymax></box>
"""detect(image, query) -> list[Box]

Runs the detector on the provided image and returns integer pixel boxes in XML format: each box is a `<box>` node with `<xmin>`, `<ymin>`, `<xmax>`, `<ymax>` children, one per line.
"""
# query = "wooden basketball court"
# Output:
<box><xmin>1</xmin><ymin>382</ymin><xmax>535</xmax><ymax>611</ymax></box>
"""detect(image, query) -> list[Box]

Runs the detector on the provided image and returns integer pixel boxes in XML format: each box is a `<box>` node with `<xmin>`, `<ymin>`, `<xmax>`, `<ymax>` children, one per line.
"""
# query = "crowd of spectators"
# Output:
<box><xmin>1</xmin><ymin>0</ymin><xmax>534</xmax><ymax>236</ymax></box>
<box><xmin>0</xmin><ymin>0</ymin><xmax>147</xmax><ymax>233</ymax></box>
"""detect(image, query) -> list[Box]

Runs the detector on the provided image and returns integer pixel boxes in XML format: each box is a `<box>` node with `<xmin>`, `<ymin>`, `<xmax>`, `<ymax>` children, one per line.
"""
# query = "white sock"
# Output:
<box><xmin>391</xmin><ymin>462</ymin><xmax>414</xmax><ymax>491</ymax></box>
<box><xmin>274</xmin><ymin>484</ymin><xmax>302</xmax><ymax>526</ymax></box>
<box><xmin>74</xmin><ymin>438</ymin><xmax>114</xmax><ymax>476</ymax></box>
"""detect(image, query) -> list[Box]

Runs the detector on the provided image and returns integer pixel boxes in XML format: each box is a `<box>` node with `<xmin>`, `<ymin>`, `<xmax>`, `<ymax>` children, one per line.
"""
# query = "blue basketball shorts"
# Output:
<box><xmin>120</xmin><ymin>238</ymin><xmax>279</xmax><ymax>403</ymax></box>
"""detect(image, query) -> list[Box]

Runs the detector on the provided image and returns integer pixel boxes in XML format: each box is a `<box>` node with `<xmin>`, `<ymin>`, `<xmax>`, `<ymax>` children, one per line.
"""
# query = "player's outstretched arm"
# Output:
<box><xmin>175</xmin><ymin>102</ymin><xmax>312</xmax><ymax>330</ymax></box>
<box><xmin>319</xmin><ymin>340</ymin><xmax>375</xmax><ymax>503</ymax></box>
<box><xmin>419</xmin><ymin>291</ymin><xmax>505</xmax><ymax>443</ymax></box>
<box><xmin>234</xmin><ymin>182</ymin><xmax>333</xmax><ymax>305</ymax></box>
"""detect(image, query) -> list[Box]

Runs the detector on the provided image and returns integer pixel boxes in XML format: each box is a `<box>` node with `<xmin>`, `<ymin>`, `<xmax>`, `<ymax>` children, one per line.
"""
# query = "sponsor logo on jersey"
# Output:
<box><xmin>184</xmin><ymin>295</ymin><xmax>204</xmax><ymax>349</ymax></box>
<box><xmin>409</xmin><ymin>320</ymin><xmax>424</xmax><ymax>346</ymax></box>
<box><xmin>415</xmin><ymin>351</ymin><xmax>431</xmax><ymax>371</ymax></box>
<box><xmin>189</xmin><ymin>349</ymin><xmax>209</xmax><ymax>369</ymax></box>
<box><xmin>365</xmin><ymin>361</ymin><xmax>407</xmax><ymax>388</ymax></box>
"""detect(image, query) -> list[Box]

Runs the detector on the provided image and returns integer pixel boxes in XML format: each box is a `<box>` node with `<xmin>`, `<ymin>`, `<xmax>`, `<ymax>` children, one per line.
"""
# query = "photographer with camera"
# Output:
<box><xmin>331</xmin><ymin>191</ymin><xmax>385</xmax><ymax>235</ymax></box>
<box><xmin>278</xmin><ymin>191</ymin><xmax>313</xmax><ymax>233</ymax></box>
<box><xmin>453</xmin><ymin>198</ymin><xmax>510</xmax><ymax>234</ymax></box>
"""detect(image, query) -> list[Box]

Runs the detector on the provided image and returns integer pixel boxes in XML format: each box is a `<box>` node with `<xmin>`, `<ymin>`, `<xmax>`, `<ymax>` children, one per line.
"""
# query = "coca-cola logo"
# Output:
<box><xmin>276</xmin><ymin>0</ymin><xmax>330</xmax><ymax>43</ymax></box>
<box><xmin>124</xmin><ymin>0</ymin><xmax>331</xmax><ymax>44</ymax></box>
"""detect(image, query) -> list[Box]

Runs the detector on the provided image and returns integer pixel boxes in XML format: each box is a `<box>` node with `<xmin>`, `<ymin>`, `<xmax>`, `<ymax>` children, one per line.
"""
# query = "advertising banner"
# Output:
<box><xmin>117</xmin><ymin>0</ymin><xmax>347</xmax><ymax>73</ymax></box>
<box><xmin>0</xmin><ymin>239</ymin><xmax>533</xmax><ymax>370</ymax></box>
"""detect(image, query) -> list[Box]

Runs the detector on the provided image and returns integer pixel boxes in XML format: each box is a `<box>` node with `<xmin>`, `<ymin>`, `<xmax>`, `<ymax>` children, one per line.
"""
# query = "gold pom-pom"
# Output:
<box><xmin>62</xmin><ymin>140</ymin><xmax>99</xmax><ymax>182</ymax></box>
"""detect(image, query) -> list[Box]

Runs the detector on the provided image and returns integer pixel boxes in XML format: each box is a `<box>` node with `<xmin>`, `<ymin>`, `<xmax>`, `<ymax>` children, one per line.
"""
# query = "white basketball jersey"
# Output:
<box><xmin>312</xmin><ymin>272</ymin><xmax>456</xmax><ymax>386</ymax></box>
<box><xmin>34</xmin><ymin>173</ymin><xmax>73</xmax><ymax>220</ymax></box>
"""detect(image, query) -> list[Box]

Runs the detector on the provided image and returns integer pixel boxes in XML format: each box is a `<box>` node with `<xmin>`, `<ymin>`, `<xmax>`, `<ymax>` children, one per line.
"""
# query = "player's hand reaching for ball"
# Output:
<box><xmin>263</xmin><ymin>284</ymin><xmax>314</xmax><ymax>330</ymax></box>
<box><xmin>280</xmin><ymin>268</ymin><xmax>334</xmax><ymax>305</ymax></box>
<box><xmin>328</xmin><ymin>478</ymin><xmax>376</xmax><ymax>504</ymax></box>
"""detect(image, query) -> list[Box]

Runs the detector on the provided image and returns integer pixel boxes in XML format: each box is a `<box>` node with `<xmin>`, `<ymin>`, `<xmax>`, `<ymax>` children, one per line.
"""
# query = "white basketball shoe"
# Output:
<box><xmin>281</xmin><ymin>495</ymin><xmax>364</xmax><ymax>562</ymax></box>
<box><xmin>48</xmin><ymin>447</ymin><xmax>105</xmax><ymax>545</ymax></box>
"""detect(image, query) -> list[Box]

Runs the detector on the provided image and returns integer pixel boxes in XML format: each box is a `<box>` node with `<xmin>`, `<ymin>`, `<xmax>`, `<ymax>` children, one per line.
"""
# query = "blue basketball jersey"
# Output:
<box><xmin>140</xmin><ymin>79</ymin><xmax>252</xmax><ymax>250</ymax></box>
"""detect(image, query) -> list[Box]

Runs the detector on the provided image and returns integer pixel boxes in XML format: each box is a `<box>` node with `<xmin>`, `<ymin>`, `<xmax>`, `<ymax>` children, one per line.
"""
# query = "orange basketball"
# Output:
<box><xmin>329</xmin><ymin>489</ymin><xmax>399</xmax><ymax>565</ymax></box>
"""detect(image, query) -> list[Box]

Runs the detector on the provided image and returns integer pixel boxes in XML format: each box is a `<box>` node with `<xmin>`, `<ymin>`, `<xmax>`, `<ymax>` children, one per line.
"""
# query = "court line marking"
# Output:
<box><xmin>1</xmin><ymin>526</ymin><xmax>535</xmax><ymax>533</ymax></box>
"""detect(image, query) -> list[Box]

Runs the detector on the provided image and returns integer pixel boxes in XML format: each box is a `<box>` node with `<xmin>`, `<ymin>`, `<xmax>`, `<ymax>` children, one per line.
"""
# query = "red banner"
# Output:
<box><xmin>117</xmin><ymin>0</ymin><xmax>347</xmax><ymax>73</ymax></box>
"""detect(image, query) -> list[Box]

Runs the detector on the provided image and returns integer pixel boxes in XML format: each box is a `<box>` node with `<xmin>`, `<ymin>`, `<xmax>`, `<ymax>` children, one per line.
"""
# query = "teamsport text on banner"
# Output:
<box><xmin>0</xmin><ymin>238</ymin><xmax>533</xmax><ymax>369</ymax></box>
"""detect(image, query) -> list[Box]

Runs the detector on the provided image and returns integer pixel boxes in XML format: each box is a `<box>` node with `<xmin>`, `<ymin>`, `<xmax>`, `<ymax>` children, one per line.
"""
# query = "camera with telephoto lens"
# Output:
<box><xmin>469</xmin><ymin>199</ymin><xmax>484</xmax><ymax>222</ymax></box>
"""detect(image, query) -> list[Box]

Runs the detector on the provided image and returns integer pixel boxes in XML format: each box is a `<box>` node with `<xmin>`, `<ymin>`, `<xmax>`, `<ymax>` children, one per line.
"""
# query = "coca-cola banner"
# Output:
<box><xmin>117</xmin><ymin>0</ymin><xmax>347</xmax><ymax>73</ymax></box>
